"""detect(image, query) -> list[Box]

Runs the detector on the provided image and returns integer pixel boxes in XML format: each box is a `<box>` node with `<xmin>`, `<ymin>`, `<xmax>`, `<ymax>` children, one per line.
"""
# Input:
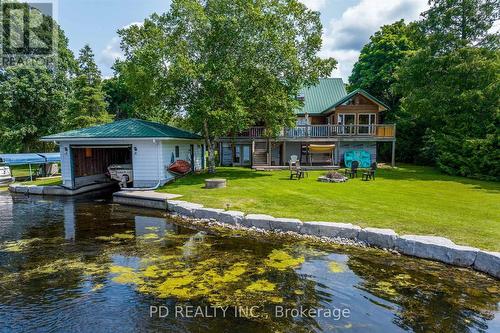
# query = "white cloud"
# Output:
<box><xmin>99</xmin><ymin>21</ymin><xmax>143</xmax><ymax>69</ymax></box>
<box><xmin>321</xmin><ymin>0</ymin><xmax>429</xmax><ymax>81</ymax></box>
<box><xmin>299</xmin><ymin>0</ymin><xmax>327</xmax><ymax>11</ymax></box>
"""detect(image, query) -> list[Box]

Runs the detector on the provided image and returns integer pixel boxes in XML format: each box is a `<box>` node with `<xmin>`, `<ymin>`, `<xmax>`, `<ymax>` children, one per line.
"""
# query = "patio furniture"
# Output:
<box><xmin>289</xmin><ymin>162</ymin><xmax>304</xmax><ymax>180</ymax></box>
<box><xmin>344</xmin><ymin>160</ymin><xmax>359</xmax><ymax>178</ymax></box>
<box><xmin>289</xmin><ymin>155</ymin><xmax>298</xmax><ymax>166</ymax></box>
<box><xmin>362</xmin><ymin>162</ymin><xmax>378</xmax><ymax>181</ymax></box>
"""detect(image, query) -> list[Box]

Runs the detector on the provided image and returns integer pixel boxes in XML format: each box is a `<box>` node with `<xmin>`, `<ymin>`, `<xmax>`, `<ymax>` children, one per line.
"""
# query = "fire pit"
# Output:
<box><xmin>317</xmin><ymin>171</ymin><xmax>348</xmax><ymax>183</ymax></box>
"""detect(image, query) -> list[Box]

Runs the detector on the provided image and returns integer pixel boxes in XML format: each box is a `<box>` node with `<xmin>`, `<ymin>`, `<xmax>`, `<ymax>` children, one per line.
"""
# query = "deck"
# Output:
<box><xmin>237</xmin><ymin>124</ymin><xmax>395</xmax><ymax>140</ymax></box>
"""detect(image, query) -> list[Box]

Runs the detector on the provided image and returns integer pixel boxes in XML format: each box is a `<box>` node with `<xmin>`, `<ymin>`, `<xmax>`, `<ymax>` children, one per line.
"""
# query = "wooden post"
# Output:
<box><xmin>391</xmin><ymin>140</ymin><xmax>396</xmax><ymax>167</ymax></box>
<box><xmin>282</xmin><ymin>141</ymin><xmax>287</xmax><ymax>166</ymax></box>
<box><xmin>266</xmin><ymin>139</ymin><xmax>271</xmax><ymax>166</ymax></box>
<box><xmin>251</xmin><ymin>140</ymin><xmax>255</xmax><ymax>167</ymax></box>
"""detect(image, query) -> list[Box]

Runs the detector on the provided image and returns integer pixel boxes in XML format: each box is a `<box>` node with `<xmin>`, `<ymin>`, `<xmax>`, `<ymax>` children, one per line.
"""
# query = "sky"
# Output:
<box><xmin>57</xmin><ymin>0</ymin><xmax>430</xmax><ymax>81</ymax></box>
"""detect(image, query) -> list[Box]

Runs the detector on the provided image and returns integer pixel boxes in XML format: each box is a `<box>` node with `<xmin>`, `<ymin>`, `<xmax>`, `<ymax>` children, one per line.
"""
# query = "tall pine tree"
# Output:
<box><xmin>65</xmin><ymin>45</ymin><xmax>111</xmax><ymax>129</ymax></box>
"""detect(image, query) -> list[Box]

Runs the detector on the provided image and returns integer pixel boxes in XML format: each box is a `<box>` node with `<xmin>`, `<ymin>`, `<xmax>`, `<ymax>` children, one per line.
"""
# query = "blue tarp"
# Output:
<box><xmin>0</xmin><ymin>153</ymin><xmax>60</xmax><ymax>166</ymax></box>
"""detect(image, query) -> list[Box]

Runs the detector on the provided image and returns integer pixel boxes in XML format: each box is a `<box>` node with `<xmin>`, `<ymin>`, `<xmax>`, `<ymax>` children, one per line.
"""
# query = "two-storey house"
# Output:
<box><xmin>218</xmin><ymin>78</ymin><xmax>396</xmax><ymax>168</ymax></box>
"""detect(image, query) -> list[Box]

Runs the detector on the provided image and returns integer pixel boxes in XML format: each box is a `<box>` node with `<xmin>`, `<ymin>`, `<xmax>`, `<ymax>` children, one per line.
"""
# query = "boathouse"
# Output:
<box><xmin>41</xmin><ymin>119</ymin><xmax>204</xmax><ymax>189</ymax></box>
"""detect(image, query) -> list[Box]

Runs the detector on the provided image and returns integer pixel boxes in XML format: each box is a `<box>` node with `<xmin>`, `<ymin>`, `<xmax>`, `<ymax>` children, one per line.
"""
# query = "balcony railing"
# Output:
<box><xmin>236</xmin><ymin>124</ymin><xmax>395</xmax><ymax>139</ymax></box>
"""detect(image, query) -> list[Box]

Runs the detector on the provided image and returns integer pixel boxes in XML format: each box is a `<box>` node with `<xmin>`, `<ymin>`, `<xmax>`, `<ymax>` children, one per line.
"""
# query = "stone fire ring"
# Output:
<box><xmin>205</xmin><ymin>178</ymin><xmax>227</xmax><ymax>189</ymax></box>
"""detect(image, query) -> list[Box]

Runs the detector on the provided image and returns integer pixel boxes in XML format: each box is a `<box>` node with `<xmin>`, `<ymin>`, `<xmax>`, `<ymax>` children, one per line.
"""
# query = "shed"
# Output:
<box><xmin>41</xmin><ymin>119</ymin><xmax>204</xmax><ymax>189</ymax></box>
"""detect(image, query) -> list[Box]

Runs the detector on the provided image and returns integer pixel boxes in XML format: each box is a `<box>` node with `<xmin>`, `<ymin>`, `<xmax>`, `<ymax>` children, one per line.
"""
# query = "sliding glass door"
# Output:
<box><xmin>358</xmin><ymin>114</ymin><xmax>376</xmax><ymax>135</ymax></box>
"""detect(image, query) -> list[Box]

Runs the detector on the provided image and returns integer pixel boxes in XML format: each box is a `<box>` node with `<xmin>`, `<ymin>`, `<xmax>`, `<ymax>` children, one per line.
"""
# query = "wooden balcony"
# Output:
<box><xmin>237</xmin><ymin>124</ymin><xmax>396</xmax><ymax>139</ymax></box>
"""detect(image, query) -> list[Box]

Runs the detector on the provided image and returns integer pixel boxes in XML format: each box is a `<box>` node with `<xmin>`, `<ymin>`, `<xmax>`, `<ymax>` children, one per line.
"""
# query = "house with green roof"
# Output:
<box><xmin>218</xmin><ymin>78</ymin><xmax>396</xmax><ymax>168</ymax></box>
<box><xmin>41</xmin><ymin>119</ymin><xmax>204</xmax><ymax>189</ymax></box>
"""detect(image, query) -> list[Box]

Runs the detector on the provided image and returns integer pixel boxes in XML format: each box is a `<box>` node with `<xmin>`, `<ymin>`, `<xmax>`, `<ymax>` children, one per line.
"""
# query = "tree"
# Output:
<box><xmin>420</xmin><ymin>0</ymin><xmax>499</xmax><ymax>52</ymax></box>
<box><xmin>349</xmin><ymin>20</ymin><xmax>421</xmax><ymax>162</ymax></box>
<box><xmin>102</xmin><ymin>75</ymin><xmax>134</xmax><ymax>120</ymax></box>
<box><xmin>349</xmin><ymin>20</ymin><xmax>418</xmax><ymax>109</ymax></box>
<box><xmin>0</xmin><ymin>64</ymin><xmax>67</xmax><ymax>152</ymax></box>
<box><xmin>398</xmin><ymin>0</ymin><xmax>499</xmax><ymax>179</ymax></box>
<box><xmin>118</xmin><ymin>0</ymin><xmax>336</xmax><ymax>172</ymax></box>
<box><xmin>65</xmin><ymin>45</ymin><xmax>111</xmax><ymax>129</ymax></box>
<box><xmin>0</xmin><ymin>2</ymin><xmax>76</xmax><ymax>153</ymax></box>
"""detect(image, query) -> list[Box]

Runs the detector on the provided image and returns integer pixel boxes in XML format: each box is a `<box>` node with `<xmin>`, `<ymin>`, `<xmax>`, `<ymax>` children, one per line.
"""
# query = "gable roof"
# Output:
<box><xmin>295</xmin><ymin>79</ymin><xmax>389</xmax><ymax>115</ymax></box>
<box><xmin>41</xmin><ymin>119</ymin><xmax>202</xmax><ymax>141</ymax></box>
<box><xmin>323</xmin><ymin>88</ymin><xmax>389</xmax><ymax>112</ymax></box>
<box><xmin>295</xmin><ymin>78</ymin><xmax>347</xmax><ymax>115</ymax></box>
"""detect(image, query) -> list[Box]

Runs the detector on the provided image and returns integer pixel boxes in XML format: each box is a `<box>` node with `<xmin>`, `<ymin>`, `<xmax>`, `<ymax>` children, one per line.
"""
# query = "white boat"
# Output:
<box><xmin>107</xmin><ymin>164</ymin><xmax>133</xmax><ymax>188</ymax></box>
<box><xmin>0</xmin><ymin>166</ymin><xmax>14</xmax><ymax>185</ymax></box>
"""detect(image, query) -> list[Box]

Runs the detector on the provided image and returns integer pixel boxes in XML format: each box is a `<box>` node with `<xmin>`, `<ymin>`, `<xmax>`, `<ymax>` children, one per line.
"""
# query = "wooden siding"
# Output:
<box><xmin>72</xmin><ymin>147</ymin><xmax>130</xmax><ymax>177</ymax></box>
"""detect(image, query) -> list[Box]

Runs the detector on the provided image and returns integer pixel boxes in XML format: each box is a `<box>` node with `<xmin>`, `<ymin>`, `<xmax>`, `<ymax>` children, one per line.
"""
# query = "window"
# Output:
<box><xmin>175</xmin><ymin>146</ymin><xmax>180</xmax><ymax>158</ymax></box>
<box><xmin>358</xmin><ymin>114</ymin><xmax>376</xmax><ymax>134</ymax></box>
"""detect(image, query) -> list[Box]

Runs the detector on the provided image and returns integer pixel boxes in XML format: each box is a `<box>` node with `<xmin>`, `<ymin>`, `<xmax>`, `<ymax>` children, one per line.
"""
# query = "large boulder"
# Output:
<box><xmin>473</xmin><ymin>251</ymin><xmax>500</xmax><ymax>279</ymax></box>
<box><xmin>270</xmin><ymin>218</ymin><xmax>302</xmax><ymax>232</ymax></box>
<box><xmin>168</xmin><ymin>200</ymin><xmax>203</xmax><ymax>217</ymax></box>
<box><xmin>244</xmin><ymin>214</ymin><xmax>275</xmax><ymax>230</ymax></box>
<box><xmin>395</xmin><ymin>235</ymin><xmax>479</xmax><ymax>267</ymax></box>
<box><xmin>193</xmin><ymin>207</ymin><xmax>224</xmax><ymax>220</ymax></box>
<box><xmin>358</xmin><ymin>227</ymin><xmax>398</xmax><ymax>249</ymax></box>
<box><xmin>300</xmin><ymin>222</ymin><xmax>361</xmax><ymax>239</ymax></box>
<box><xmin>218</xmin><ymin>210</ymin><xmax>245</xmax><ymax>226</ymax></box>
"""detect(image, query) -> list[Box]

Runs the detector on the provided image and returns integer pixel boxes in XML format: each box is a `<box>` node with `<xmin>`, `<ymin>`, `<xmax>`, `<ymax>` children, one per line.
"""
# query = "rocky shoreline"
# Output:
<box><xmin>112</xmin><ymin>191</ymin><xmax>499</xmax><ymax>279</ymax></box>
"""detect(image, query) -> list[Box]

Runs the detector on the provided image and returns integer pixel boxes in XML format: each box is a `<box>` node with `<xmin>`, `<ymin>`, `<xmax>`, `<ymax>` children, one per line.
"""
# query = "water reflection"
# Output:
<box><xmin>0</xmin><ymin>192</ymin><xmax>498</xmax><ymax>333</ymax></box>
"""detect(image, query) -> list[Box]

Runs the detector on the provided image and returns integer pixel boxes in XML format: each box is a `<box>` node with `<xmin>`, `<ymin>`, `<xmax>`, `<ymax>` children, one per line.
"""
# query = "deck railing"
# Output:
<box><xmin>237</xmin><ymin>124</ymin><xmax>395</xmax><ymax>139</ymax></box>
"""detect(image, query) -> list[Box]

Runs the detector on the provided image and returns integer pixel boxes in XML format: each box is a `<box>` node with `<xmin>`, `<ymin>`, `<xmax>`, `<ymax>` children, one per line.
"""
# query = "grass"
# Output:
<box><xmin>10</xmin><ymin>165</ymin><xmax>40</xmax><ymax>177</ymax></box>
<box><xmin>21</xmin><ymin>176</ymin><xmax>62</xmax><ymax>186</ymax></box>
<box><xmin>158</xmin><ymin>164</ymin><xmax>500</xmax><ymax>251</ymax></box>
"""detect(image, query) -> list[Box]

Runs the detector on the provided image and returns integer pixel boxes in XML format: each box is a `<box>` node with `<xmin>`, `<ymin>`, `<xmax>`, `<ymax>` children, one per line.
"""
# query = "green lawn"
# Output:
<box><xmin>21</xmin><ymin>177</ymin><xmax>62</xmax><ymax>186</ymax></box>
<box><xmin>158</xmin><ymin>165</ymin><xmax>500</xmax><ymax>251</ymax></box>
<box><xmin>11</xmin><ymin>164</ymin><xmax>39</xmax><ymax>177</ymax></box>
<box><xmin>0</xmin><ymin>176</ymin><xmax>62</xmax><ymax>192</ymax></box>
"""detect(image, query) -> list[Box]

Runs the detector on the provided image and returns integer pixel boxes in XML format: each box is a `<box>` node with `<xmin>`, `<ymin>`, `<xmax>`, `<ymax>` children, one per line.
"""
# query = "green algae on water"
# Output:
<box><xmin>264</xmin><ymin>249</ymin><xmax>304</xmax><ymax>271</ymax></box>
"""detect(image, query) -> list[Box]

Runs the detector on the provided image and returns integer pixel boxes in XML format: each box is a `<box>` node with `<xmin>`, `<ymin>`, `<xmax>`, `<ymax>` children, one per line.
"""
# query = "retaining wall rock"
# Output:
<box><xmin>395</xmin><ymin>235</ymin><xmax>479</xmax><ymax>267</ymax></box>
<box><xmin>473</xmin><ymin>251</ymin><xmax>500</xmax><ymax>279</ymax></box>
<box><xmin>244</xmin><ymin>214</ymin><xmax>275</xmax><ymax>230</ymax></box>
<box><xmin>113</xmin><ymin>194</ymin><xmax>499</xmax><ymax>280</ymax></box>
<box><xmin>193</xmin><ymin>207</ymin><xmax>224</xmax><ymax>220</ymax></box>
<box><xmin>168</xmin><ymin>201</ymin><xmax>203</xmax><ymax>217</ymax></box>
<box><xmin>270</xmin><ymin>218</ymin><xmax>302</xmax><ymax>232</ymax></box>
<box><xmin>358</xmin><ymin>227</ymin><xmax>398</xmax><ymax>249</ymax></box>
<box><xmin>301</xmin><ymin>222</ymin><xmax>361</xmax><ymax>239</ymax></box>
<box><xmin>218</xmin><ymin>210</ymin><xmax>245</xmax><ymax>226</ymax></box>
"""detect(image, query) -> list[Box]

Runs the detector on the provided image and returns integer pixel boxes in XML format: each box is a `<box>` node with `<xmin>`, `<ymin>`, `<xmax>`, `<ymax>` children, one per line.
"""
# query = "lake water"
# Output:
<box><xmin>0</xmin><ymin>191</ymin><xmax>499</xmax><ymax>332</ymax></box>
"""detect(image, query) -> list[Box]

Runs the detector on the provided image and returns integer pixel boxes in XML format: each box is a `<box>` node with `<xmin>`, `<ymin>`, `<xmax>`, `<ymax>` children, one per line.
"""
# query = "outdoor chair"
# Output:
<box><xmin>289</xmin><ymin>161</ymin><xmax>304</xmax><ymax>180</ymax></box>
<box><xmin>344</xmin><ymin>160</ymin><xmax>359</xmax><ymax>178</ymax></box>
<box><xmin>289</xmin><ymin>155</ymin><xmax>298</xmax><ymax>166</ymax></box>
<box><xmin>362</xmin><ymin>162</ymin><xmax>378</xmax><ymax>181</ymax></box>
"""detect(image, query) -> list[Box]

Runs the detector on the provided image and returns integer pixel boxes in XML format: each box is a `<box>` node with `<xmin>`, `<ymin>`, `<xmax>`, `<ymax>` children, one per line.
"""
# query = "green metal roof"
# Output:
<box><xmin>295</xmin><ymin>78</ymin><xmax>347</xmax><ymax>115</ymax></box>
<box><xmin>42</xmin><ymin>119</ymin><xmax>202</xmax><ymax>140</ymax></box>
<box><xmin>295</xmin><ymin>79</ymin><xmax>389</xmax><ymax>115</ymax></box>
<box><xmin>323</xmin><ymin>88</ymin><xmax>390</xmax><ymax>112</ymax></box>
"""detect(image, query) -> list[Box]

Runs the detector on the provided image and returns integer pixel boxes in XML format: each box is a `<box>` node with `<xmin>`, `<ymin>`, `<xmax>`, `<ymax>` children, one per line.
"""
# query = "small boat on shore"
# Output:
<box><xmin>168</xmin><ymin>160</ymin><xmax>191</xmax><ymax>175</ymax></box>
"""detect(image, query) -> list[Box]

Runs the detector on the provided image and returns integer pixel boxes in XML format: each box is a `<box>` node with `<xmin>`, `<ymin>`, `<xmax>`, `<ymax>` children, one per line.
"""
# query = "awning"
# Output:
<box><xmin>38</xmin><ymin>153</ymin><xmax>61</xmax><ymax>163</ymax></box>
<box><xmin>0</xmin><ymin>153</ymin><xmax>61</xmax><ymax>165</ymax></box>
<box><xmin>308</xmin><ymin>144</ymin><xmax>335</xmax><ymax>153</ymax></box>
